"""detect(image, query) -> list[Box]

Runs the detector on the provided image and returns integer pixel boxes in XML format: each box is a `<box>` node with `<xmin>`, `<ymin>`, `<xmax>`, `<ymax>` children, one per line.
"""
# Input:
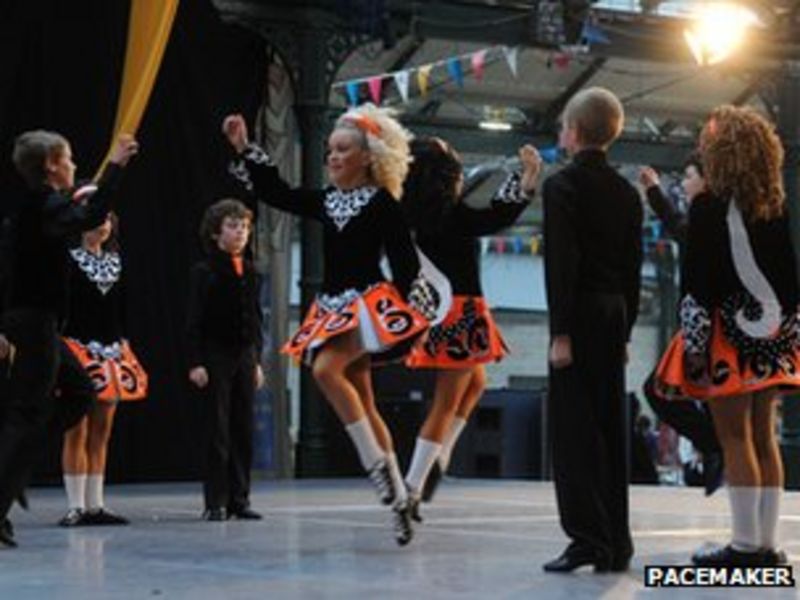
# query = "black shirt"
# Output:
<box><xmin>186</xmin><ymin>247</ymin><xmax>263</xmax><ymax>367</ymax></box>
<box><xmin>543</xmin><ymin>149</ymin><xmax>643</xmax><ymax>340</ymax></box>
<box><xmin>230</xmin><ymin>144</ymin><xmax>420</xmax><ymax>299</ymax></box>
<box><xmin>4</xmin><ymin>165</ymin><xmax>121</xmax><ymax>323</ymax></box>
<box><xmin>412</xmin><ymin>173</ymin><xmax>531</xmax><ymax>296</ymax></box>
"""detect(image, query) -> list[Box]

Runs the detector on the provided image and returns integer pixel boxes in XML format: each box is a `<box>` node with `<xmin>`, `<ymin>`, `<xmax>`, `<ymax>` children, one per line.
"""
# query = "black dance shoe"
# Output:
<box><xmin>761</xmin><ymin>547</ymin><xmax>788</xmax><ymax>566</ymax></box>
<box><xmin>368</xmin><ymin>458</ymin><xmax>396</xmax><ymax>505</ymax></box>
<box><xmin>407</xmin><ymin>493</ymin><xmax>423</xmax><ymax>524</ymax></box>
<box><xmin>421</xmin><ymin>462</ymin><xmax>442</xmax><ymax>503</ymax></box>
<box><xmin>392</xmin><ymin>502</ymin><xmax>414</xmax><ymax>546</ymax></box>
<box><xmin>0</xmin><ymin>519</ymin><xmax>16</xmax><ymax>548</ymax></box>
<box><xmin>202</xmin><ymin>508</ymin><xmax>226</xmax><ymax>522</ymax></box>
<box><xmin>692</xmin><ymin>544</ymin><xmax>764</xmax><ymax>566</ymax></box>
<box><xmin>227</xmin><ymin>507</ymin><xmax>262</xmax><ymax>520</ymax></box>
<box><xmin>543</xmin><ymin>547</ymin><xmax>611</xmax><ymax>573</ymax></box>
<box><xmin>703</xmin><ymin>453</ymin><xmax>724</xmax><ymax>497</ymax></box>
<box><xmin>83</xmin><ymin>508</ymin><xmax>129</xmax><ymax>526</ymax></box>
<box><xmin>58</xmin><ymin>508</ymin><xmax>86</xmax><ymax>527</ymax></box>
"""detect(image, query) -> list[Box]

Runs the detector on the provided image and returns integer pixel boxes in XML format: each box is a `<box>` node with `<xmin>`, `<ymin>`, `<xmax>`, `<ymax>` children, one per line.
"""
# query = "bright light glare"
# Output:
<box><xmin>479</xmin><ymin>120</ymin><xmax>513</xmax><ymax>132</ymax></box>
<box><xmin>684</xmin><ymin>3</ymin><xmax>759</xmax><ymax>66</ymax></box>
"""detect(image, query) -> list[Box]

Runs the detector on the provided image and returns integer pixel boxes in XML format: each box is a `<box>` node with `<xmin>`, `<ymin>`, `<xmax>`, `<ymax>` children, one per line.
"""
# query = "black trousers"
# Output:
<box><xmin>0</xmin><ymin>314</ymin><xmax>96</xmax><ymax>519</ymax></box>
<box><xmin>202</xmin><ymin>345</ymin><xmax>256</xmax><ymax>511</ymax></box>
<box><xmin>642</xmin><ymin>370</ymin><xmax>720</xmax><ymax>456</ymax></box>
<box><xmin>548</xmin><ymin>293</ymin><xmax>633</xmax><ymax>563</ymax></box>
<box><xmin>0</xmin><ymin>310</ymin><xmax>61</xmax><ymax>519</ymax></box>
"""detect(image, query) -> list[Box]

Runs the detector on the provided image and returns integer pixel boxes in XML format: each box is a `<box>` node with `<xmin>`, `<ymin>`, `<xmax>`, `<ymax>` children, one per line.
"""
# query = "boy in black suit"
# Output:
<box><xmin>542</xmin><ymin>87</ymin><xmax>643</xmax><ymax>573</ymax></box>
<box><xmin>187</xmin><ymin>199</ymin><xmax>264</xmax><ymax>521</ymax></box>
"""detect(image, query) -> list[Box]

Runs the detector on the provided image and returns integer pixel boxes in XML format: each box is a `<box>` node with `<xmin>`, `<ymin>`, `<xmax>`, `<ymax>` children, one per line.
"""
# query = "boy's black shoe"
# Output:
<box><xmin>83</xmin><ymin>508</ymin><xmax>129</xmax><ymax>526</ymax></box>
<box><xmin>421</xmin><ymin>462</ymin><xmax>442</xmax><ymax>503</ymax></box>
<box><xmin>368</xmin><ymin>458</ymin><xmax>396</xmax><ymax>505</ymax></box>
<box><xmin>0</xmin><ymin>519</ymin><xmax>16</xmax><ymax>548</ymax></box>
<box><xmin>228</xmin><ymin>507</ymin><xmax>262</xmax><ymax>520</ymax></box>
<box><xmin>203</xmin><ymin>508</ymin><xmax>226</xmax><ymax>521</ymax></box>
<box><xmin>543</xmin><ymin>545</ymin><xmax>611</xmax><ymax>573</ymax></box>
<box><xmin>761</xmin><ymin>548</ymin><xmax>788</xmax><ymax>566</ymax></box>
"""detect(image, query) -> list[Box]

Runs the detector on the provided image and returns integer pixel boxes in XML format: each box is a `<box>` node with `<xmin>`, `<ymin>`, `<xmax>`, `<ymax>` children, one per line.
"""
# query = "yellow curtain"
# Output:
<box><xmin>95</xmin><ymin>0</ymin><xmax>180</xmax><ymax>178</ymax></box>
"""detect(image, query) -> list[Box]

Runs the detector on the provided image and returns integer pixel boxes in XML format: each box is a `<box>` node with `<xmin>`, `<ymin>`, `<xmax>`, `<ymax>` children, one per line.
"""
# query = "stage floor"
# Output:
<box><xmin>1</xmin><ymin>479</ymin><xmax>797</xmax><ymax>599</ymax></box>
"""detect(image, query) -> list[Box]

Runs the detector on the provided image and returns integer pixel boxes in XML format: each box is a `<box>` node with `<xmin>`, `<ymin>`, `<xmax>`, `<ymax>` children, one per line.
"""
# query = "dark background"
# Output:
<box><xmin>0</xmin><ymin>0</ymin><xmax>268</xmax><ymax>482</ymax></box>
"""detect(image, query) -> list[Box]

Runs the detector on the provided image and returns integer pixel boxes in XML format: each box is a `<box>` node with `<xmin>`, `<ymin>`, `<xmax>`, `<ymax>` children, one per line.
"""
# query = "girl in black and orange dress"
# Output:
<box><xmin>59</xmin><ymin>194</ymin><xmax>147</xmax><ymax>527</ymax></box>
<box><xmin>654</xmin><ymin>106</ymin><xmax>800</xmax><ymax>566</ymax></box>
<box><xmin>401</xmin><ymin>137</ymin><xmax>541</xmax><ymax>513</ymax></box>
<box><xmin>223</xmin><ymin>105</ymin><xmax>439</xmax><ymax>545</ymax></box>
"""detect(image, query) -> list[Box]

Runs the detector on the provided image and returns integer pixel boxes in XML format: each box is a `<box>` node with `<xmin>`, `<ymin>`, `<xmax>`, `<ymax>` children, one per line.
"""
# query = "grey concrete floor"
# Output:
<box><xmin>0</xmin><ymin>479</ymin><xmax>797</xmax><ymax>599</ymax></box>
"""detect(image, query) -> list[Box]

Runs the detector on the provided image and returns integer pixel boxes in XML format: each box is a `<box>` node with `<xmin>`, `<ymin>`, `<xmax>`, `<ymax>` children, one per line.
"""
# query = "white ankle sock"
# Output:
<box><xmin>728</xmin><ymin>486</ymin><xmax>760</xmax><ymax>552</ymax></box>
<box><xmin>759</xmin><ymin>487</ymin><xmax>782</xmax><ymax>549</ymax></box>
<box><xmin>345</xmin><ymin>418</ymin><xmax>385</xmax><ymax>471</ymax></box>
<box><xmin>405</xmin><ymin>438</ymin><xmax>442</xmax><ymax>494</ymax></box>
<box><xmin>439</xmin><ymin>417</ymin><xmax>467</xmax><ymax>472</ymax></box>
<box><xmin>86</xmin><ymin>474</ymin><xmax>105</xmax><ymax>511</ymax></box>
<box><xmin>386</xmin><ymin>452</ymin><xmax>407</xmax><ymax>504</ymax></box>
<box><xmin>64</xmin><ymin>474</ymin><xmax>86</xmax><ymax>510</ymax></box>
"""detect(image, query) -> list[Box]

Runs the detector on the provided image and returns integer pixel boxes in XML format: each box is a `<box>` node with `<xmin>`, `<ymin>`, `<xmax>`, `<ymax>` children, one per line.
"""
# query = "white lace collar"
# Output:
<box><xmin>324</xmin><ymin>186</ymin><xmax>378</xmax><ymax>231</ymax></box>
<box><xmin>69</xmin><ymin>247</ymin><xmax>121</xmax><ymax>295</ymax></box>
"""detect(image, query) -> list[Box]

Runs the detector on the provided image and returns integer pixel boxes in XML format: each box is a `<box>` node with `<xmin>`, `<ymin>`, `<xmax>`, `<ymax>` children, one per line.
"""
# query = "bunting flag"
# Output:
<box><xmin>96</xmin><ymin>0</ymin><xmax>180</xmax><ymax>178</ymax></box>
<box><xmin>346</xmin><ymin>81</ymin><xmax>360</xmax><ymax>106</ymax></box>
<box><xmin>393</xmin><ymin>70</ymin><xmax>410</xmax><ymax>103</ymax></box>
<box><xmin>446</xmin><ymin>57</ymin><xmax>464</xmax><ymax>88</ymax></box>
<box><xmin>502</xmin><ymin>46</ymin><xmax>519</xmax><ymax>78</ymax></box>
<box><xmin>581</xmin><ymin>22</ymin><xmax>611</xmax><ymax>45</ymax></box>
<box><xmin>471</xmin><ymin>50</ymin><xmax>487</xmax><ymax>81</ymax></box>
<box><xmin>417</xmin><ymin>64</ymin><xmax>432</xmax><ymax>97</ymax></box>
<box><xmin>368</xmin><ymin>76</ymin><xmax>383</xmax><ymax>105</ymax></box>
<box><xmin>333</xmin><ymin>45</ymin><xmax>521</xmax><ymax>106</ymax></box>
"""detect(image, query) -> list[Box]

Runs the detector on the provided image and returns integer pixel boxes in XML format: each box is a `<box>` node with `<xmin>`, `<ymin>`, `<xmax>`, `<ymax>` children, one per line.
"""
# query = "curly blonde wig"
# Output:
<box><xmin>334</xmin><ymin>103</ymin><xmax>413</xmax><ymax>199</ymax></box>
<box><xmin>699</xmin><ymin>105</ymin><xmax>785</xmax><ymax>221</ymax></box>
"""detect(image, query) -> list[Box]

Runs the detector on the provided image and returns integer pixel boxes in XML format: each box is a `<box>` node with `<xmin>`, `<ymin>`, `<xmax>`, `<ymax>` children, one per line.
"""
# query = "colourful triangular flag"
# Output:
<box><xmin>368</xmin><ymin>76</ymin><xmax>383</xmax><ymax>105</ymax></box>
<box><xmin>502</xmin><ymin>46</ymin><xmax>519</xmax><ymax>78</ymax></box>
<box><xmin>346</xmin><ymin>81</ymin><xmax>360</xmax><ymax>106</ymax></box>
<box><xmin>471</xmin><ymin>50</ymin><xmax>487</xmax><ymax>81</ymax></box>
<box><xmin>447</xmin><ymin>57</ymin><xmax>464</xmax><ymax>88</ymax></box>
<box><xmin>393</xmin><ymin>70</ymin><xmax>410</xmax><ymax>103</ymax></box>
<box><xmin>417</xmin><ymin>65</ymin><xmax>432</xmax><ymax>96</ymax></box>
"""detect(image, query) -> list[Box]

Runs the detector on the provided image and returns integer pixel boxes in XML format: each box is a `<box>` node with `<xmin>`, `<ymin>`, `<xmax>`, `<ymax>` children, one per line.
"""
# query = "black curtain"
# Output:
<box><xmin>1</xmin><ymin>0</ymin><xmax>268</xmax><ymax>482</ymax></box>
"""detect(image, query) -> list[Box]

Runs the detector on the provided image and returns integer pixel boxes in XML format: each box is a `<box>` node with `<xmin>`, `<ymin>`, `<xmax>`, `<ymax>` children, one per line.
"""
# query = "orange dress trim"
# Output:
<box><xmin>406</xmin><ymin>295</ymin><xmax>508</xmax><ymax>369</ymax></box>
<box><xmin>282</xmin><ymin>282</ymin><xmax>429</xmax><ymax>366</ymax></box>
<box><xmin>62</xmin><ymin>338</ymin><xmax>148</xmax><ymax>402</ymax></box>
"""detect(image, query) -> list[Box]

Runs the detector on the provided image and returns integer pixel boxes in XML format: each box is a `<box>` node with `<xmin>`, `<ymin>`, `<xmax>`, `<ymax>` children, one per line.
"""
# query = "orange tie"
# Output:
<box><xmin>231</xmin><ymin>255</ymin><xmax>244</xmax><ymax>277</ymax></box>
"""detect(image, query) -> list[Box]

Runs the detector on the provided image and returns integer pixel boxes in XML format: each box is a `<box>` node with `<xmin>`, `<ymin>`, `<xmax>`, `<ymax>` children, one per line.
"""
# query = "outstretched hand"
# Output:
<box><xmin>222</xmin><ymin>114</ymin><xmax>249</xmax><ymax>153</ymax></box>
<box><xmin>639</xmin><ymin>166</ymin><xmax>660</xmax><ymax>189</ymax></box>
<box><xmin>109</xmin><ymin>134</ymin><xmax>139</xmax><ymax>167</ymax></box>
<box><xmin>519</xmin><ymin>144</ymin><xmax>542</xmax><ymax>195</ymax></box>
<box><xmin>0</xmin><ymin>334</ymin><xmax>12</xmax><ymax>361</ymax></box>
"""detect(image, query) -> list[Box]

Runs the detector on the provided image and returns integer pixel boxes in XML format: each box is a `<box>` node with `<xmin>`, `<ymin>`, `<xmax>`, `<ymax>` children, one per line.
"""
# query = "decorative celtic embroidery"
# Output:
<box><xmin>494</xmin><ymin>172</ymin><xmax>531</xmax><ymax>204</ymax></box>
<box><xmin>407</xmin><ymin>276</ymin><xmax>440</xmax><ymax>321</ymax></box>
<box><xmin>228</xmin><ymin>143</ymin><xmax>273</xmax><ymax>192</ymax></box>
<box><xmin>720</xmin><ymin>292</ymin><xmax>800</xmax><ymax>381</ymax></box>
<box><xmin>317</xmin><ymin>288</ymin><xmax>362</xmax><ymax>313</ymax></box>
<box><xmin>680</xmin><ymin>294</ymin><xmax>711</xmax><ymax>355</ymax></box>
<box><xmin>324</xmin><ymin>186</ymin><xmax>377</xmax><ymax>231</ymax></box>
<box><xmin>69</xmin><ymin>248</ymin><xmax>121</xmax><ymax>295</ymax></box>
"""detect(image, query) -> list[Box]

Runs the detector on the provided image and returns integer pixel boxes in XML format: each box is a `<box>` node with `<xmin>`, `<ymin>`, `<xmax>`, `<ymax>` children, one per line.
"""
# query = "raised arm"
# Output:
<box><xmin>43</xmin><ymin>135</ymin><xmax>138</xmax><ymax>237</ymax></box>
<box><xmin>639</xmin><ymin>166</ymin><xmax>687</xmax><ymax>242</ymax></box>
<box><xmin>223</xmin><ymin>114</ymin><xmax>322</xmax><ymax>219</ymax></box>
<box><xmin>450</xmin><ymin>144</ymin><xmax>541</xmax><ymax>236</ymax></box>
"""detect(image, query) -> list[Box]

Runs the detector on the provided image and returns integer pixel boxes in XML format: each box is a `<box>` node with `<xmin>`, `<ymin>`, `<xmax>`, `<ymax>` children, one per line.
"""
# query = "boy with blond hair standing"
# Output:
<box><xmin>542</xmin><ymin>87</ymin><xmax>643</xmax><ymax>573</ymax></box>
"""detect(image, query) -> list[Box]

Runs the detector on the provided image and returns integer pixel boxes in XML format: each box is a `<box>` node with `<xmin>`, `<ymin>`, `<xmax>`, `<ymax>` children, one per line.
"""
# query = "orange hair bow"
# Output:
<box><xmin>343</xmin><ymin>114</ymin><xmax>381</xmax><ymax>137</ymax></box>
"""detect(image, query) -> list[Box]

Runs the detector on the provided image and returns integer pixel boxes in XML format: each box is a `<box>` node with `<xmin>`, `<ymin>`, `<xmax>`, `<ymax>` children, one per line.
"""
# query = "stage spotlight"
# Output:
<box><xmin>683</xmin><ymin>2</ymin><xmax>760</xmax><ymax>66</ymax></box>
